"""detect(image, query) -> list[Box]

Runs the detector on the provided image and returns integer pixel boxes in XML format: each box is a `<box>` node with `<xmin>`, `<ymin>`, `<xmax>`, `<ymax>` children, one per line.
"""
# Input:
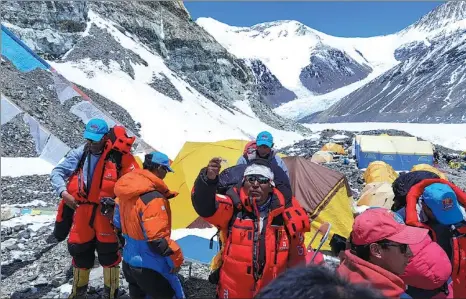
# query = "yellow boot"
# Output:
<box><xmin>68</xmin><ymin>267</ymin><xmax>90</xmax><ymax>299</ymax></box>
<box><xmin>103</xmin><ymin>266</ymin><xmax>120</xmax><ymax>299</ymax></box>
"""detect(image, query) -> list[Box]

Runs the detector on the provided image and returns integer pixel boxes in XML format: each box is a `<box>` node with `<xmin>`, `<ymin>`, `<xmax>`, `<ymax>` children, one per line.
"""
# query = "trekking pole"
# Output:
<box><xmin>309</xmin><ymin>222</ymin><xmax>332</xmax><ymax>263</ymax></box>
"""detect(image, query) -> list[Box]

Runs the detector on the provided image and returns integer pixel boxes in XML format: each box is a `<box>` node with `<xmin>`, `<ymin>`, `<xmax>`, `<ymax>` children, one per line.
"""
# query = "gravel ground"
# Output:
<box><xmin>1</xmin><ymin>113</ymin><xmax>38</xmax><ymax>157</ymax></box>
<box><xmin>1</xmin><ymin>128</ymin><xmax>464</xmax><ymax>298</ymax></box>
<box><xmin>1</xmin><ymin>58</ymin><xmax>141</xmax><ymax>150</ymax></box>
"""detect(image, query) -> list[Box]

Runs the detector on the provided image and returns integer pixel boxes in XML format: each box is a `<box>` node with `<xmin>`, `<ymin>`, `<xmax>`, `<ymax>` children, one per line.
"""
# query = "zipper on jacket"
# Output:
<box><xmin>252</xmin><ymin>216</ymin><xmax>260</xmax><ymax>281</ymax></box>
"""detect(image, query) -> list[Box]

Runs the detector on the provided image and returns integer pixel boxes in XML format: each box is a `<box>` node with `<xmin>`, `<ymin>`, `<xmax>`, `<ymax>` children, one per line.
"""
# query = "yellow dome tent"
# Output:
<box><xmin>164</xmin><ymin>139</ymin><xmax>251</xmax><ymax>229</ymax></box>
<box><xmin>363</xmin><ymin>161</ymin><xmax>398</xmax><ymax>184</ymax></box>
<box><xmin>283</xmin><ymin>156</ymin><xmax>354</xmax><ymax>251</ymax></box>
<box><xmin>134</xmin><ymin>155</ymin><xmax>143</xmax><ymax>169</ymax></box>
<box><xmin>321</xmin><ymin>142</ymin><xmax>345</xmax><ymax>155</ymax></box>
<box><xmin>311</xmin><ymin>151</ymin><xmax>334</xmax><ymax>164</ymax></box>
<box><xmin>411</xmin><ymin>164</ymin><xmax>448</xmax><ymax>180</ymax></box>
<box><xmin>357</xmin><ymin>182</ymin><xmax>395</xmax><ymax>209</ymax></box>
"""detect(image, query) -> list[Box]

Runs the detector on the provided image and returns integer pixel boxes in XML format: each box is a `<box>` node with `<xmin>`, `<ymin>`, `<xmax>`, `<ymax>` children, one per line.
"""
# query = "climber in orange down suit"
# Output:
<box><xmin>50</xmin><ymin>119</ymin><xmax>139</xmax><ymax>299</ymax></box>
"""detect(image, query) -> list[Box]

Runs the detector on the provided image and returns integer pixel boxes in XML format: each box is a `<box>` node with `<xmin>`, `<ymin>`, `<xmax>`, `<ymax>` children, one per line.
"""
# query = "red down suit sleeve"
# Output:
<box><xmin>191</xmin><ymin>168</ymin><xmax>234</xmax><ymax>230</ymax></box>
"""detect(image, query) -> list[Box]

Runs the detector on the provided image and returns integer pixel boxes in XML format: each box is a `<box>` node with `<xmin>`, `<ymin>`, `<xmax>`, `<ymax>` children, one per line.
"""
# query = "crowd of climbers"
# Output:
<box><xmin>50</xmin><ymin>118</ymin><xmax>466</xmax><ymax>299</ymax></box>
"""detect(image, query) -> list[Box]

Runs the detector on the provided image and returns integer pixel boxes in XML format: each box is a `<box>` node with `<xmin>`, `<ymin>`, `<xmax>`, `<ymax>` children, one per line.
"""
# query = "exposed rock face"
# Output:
<box><xmin>1</xmin><ymin>1</ymin><xmax>88</xmax><ymax>59</ymax></box>
<box><xmin>299</xmin><ymin>46</ymin><xmax>372</xmax><ymax>95</ymax></box>
<box><xmin>149</xmin><ymin>73</ymin><xmax>184</xmax><ymax>102</ymax></box>
<box><xmin>1</xmin><ymin>0</ymin><xmax>308</xmax><ymax>134</ymax></box>
<box><xmin>88</xmin><ymin>1</ymin><xmax>255</xmax><ymax>107</ymax></box>
<box><xmin>62</xmin><ymin>25</ymin><xmax>148</xmax><ymax>80</ymax></box>
<box><xmin>242</xmin><ymin>59</ymin><xmax>297</xmax><ymax>108</ymax></box>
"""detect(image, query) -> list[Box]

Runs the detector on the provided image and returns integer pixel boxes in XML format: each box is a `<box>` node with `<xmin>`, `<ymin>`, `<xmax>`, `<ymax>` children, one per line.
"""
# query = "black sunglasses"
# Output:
<box><xmin>245</xmin><ymin>175</ymin><xmax>270</xmax><ymax>184</ymax></box>
<box><xmin>379</xmin><ymin>241</ymin><xmax>409</xmax><ymax>254</ymax></box>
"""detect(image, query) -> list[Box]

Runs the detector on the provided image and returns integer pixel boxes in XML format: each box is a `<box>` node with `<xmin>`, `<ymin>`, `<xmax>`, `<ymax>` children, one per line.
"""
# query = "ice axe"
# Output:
<box><xmin>307</xmin><ymin>222</ymin><xmax>332</xmax><ymax>264</ymax></box>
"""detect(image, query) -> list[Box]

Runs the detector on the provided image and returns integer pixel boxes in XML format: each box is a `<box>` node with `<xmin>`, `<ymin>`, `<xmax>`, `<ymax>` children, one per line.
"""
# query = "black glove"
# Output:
<box><xmin>100</xmin><ymin>197</ymin><xmax>116</xmax><ymax>219</ymax></box>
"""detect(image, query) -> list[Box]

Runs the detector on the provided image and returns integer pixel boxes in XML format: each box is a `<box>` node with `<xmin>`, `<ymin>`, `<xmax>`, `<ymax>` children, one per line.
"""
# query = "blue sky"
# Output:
<box><xmin>184</xmin><ymin>1</ymin><xmax>444</xmax><ymax>37</ymax></box>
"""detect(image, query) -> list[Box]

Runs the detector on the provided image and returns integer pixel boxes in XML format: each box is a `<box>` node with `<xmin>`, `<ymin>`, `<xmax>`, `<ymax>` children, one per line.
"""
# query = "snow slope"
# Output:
<box><xmin>274</xmin><ymin>69</ymin><xmax>387</xmax><ymax>120</ymax></box>
<box><xmin>305</xmin><ymin>123</ymin><xmax>466</xmax><ymax>151</ymax></box>
<box><xmin>48</xmin><ymin>11</ymin><xmax>304</xmax><ymax>159</ymax></box>
<box><xmin>197</xmin><ymin>2</ymin><xmax>466</xmax><ymax>119</ymax></box>
<box><xmin>196</xmin><ymin>17</ymin><xmax>399</xmax><ymax>99</ymax></box>
<box><xmin>1</xmin><ymin>157</ymin><xmax>55</xmax><ymax>177</ymax></box>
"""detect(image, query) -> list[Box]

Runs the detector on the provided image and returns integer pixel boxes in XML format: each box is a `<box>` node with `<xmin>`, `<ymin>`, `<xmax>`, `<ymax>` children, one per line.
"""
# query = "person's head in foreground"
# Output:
<box><xmin>243</xmin><ymin>159</ymin><xmax>275</xmax><ymax>206</ymax></box>
<box><xmin>83</xmin><ymin>118</ymin><xmax>109</xmax><ymax>154</ymax></box>
<box><xmin>255</xmin><ymin>131</ymin><xmax>274</xmax><ymax>158</ymax></box>
<box><xmin>255</xmin><ymin>265</ymin><xmax>386</xmax><ymax>299</ymax></box>
<box><xmin>350</xmin><ymin>208</ymin><xmax>427</xmax><ymax>275</ymax></box>
<box><xmin>143</xmin><ymin>151</ymin><xmax>174</xmax><ymax>180</ymax></box>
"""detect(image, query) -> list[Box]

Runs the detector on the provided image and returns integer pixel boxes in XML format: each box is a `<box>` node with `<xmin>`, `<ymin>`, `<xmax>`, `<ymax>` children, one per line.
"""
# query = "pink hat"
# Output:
<box><xmin>352</xmin><ymin>208</ymin><xmax>428</xmax><ymax>246</ymax></box>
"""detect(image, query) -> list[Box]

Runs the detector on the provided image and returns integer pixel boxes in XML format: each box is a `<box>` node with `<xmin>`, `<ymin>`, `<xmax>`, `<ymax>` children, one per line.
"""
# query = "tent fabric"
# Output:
<box><xmin>311</xmin><ymin>151</ymin><xmax>333</xmax><ymax>164</ymax></box>
<box><xmin>363</xmin><ymin>161</ymin><xmax>399</xmax><ymax>184</ymax></box>
<box><xmin>282</xmin><ymin>156</ymin><xmax>354</xmax><ymax>251</ymax></box>
<box><xmin>164</xmin><ymin>139</ymin><xmax>250</xmax><ymax>229</ymax></box>
<box><xmin>411</xmin><ymin>164</ymin><xmax>448</xmax><ymax>180</ymax></box>
<box><xmin>176</xmin><ymin>235</ymin><xmax>219</xmax><ymax>264</ymax></box>
<box><xmin>355</xmin><ymin>135</ymin><xmax>433</xmax><ymax>170</ymax></box>
<box><xmin>357</xmin><ymin>182</ymin><xmax>395</xmax><ymax>209</ymax></box>
<box><xmin>321</xmin><ymin>142</ymin><xmax>345</xmax><ymax>155</ymax></box>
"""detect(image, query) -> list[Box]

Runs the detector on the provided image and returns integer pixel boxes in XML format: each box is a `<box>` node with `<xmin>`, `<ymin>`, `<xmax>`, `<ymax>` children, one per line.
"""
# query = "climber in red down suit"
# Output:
<box><xmin>50</xmin><ymin>119</ymin><xmax>139</xmax><ymax>299</ymax></box>
<box><xmin>191</xmin><ymin>157</ymin><xmax>310</xmax><ymax>298</ymax></box>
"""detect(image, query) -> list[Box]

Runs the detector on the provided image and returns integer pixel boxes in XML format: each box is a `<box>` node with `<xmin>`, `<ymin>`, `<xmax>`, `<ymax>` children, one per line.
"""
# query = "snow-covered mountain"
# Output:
<box><xmin>1</xmin><ymin>1</ymin><xmax>309</xmax><ymax>159</ymax></box>
<box><xmin>196</xmin><ymin>18</ymin><xmax>382</xmax><ymax>104</ymax></box>
<box><xmin>312</xmin><ymin>1</ymin><xmax>466</xmax><ymax>124</ymax></box>
<box><xmin>198</xmin><ymin>1</ymin><xmax>466</xmax><ymax>123</ymax></box>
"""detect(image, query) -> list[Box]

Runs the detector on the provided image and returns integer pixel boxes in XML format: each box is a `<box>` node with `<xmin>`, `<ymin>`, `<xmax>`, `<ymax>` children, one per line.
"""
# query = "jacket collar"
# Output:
<box><xmin>238</xmin><ymin>187</ymin><xmax>285</xmax><ymax>217</ymax></box>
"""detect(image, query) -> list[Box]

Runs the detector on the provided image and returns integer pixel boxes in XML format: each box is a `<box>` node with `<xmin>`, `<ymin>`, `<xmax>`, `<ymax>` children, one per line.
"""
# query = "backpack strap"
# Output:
<box><xmin>74</xmin><ymin>144</ymin><xmax>89</xmax><ymax>174</ymax></box>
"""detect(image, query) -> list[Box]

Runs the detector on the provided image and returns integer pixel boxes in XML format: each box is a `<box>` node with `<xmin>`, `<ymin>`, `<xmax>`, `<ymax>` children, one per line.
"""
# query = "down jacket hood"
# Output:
<box><xmin>114</xmin><ymin>169</ymin><xmax>177</xmax><ymax>201</ymax></box>
<box><xmin>338</xmin><ymin>250</ymin><xmax>407</xmax><ymax>298</ymax></box>
<box><xmin>400</xmin><ymin>233</ymin><xmax>451</xmax><ymax>290</ymax></box>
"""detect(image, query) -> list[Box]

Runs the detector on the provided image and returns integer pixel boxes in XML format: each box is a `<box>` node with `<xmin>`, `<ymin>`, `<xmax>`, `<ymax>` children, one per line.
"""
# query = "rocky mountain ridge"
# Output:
<box><xmin>198</xmin><ymin>1</ymin><xmax>466</xmax><ymax>123</ymax></box>
<box><xmin>1</xmin><ymin>0</ymin><xmax>309</xmax><ymax>143</ymax></box>
<box><xmin>312</xmin><ymin>28</ymin><xmax>466</xmax><ymax>123</ymax></box>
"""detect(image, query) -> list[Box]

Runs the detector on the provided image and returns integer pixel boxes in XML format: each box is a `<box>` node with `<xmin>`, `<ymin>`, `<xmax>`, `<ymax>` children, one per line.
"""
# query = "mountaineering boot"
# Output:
<box><xmin>68</xmin><ymin>267</ymin><xmax>91</xmax><ymax>299</ymax></box>
<box><xmin>103</xmin><ymin>266</ymin><xmax>120</xmax><ymax>299</ymax></box>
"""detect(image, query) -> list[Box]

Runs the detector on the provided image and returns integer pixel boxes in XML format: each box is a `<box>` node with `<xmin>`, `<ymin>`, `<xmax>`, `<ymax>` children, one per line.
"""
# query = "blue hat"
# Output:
<box><xmin>83</xmin><ymin>118</ymin><xmax>109</xmax><ymax>141</ymax></box>
<box><xmin>147</xmin><ymin>151</ymin><xmax>174</xmax><ymax>173</ymax></box>
<box><xmin>422</xmin><ymin>183</ymin><xmax>464</xmax><ymax>225</ymax></box>
<box><xmin>256</xmin><ymin>131</ymin><xmax>273</xmax><ymax>148</ymax></box>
